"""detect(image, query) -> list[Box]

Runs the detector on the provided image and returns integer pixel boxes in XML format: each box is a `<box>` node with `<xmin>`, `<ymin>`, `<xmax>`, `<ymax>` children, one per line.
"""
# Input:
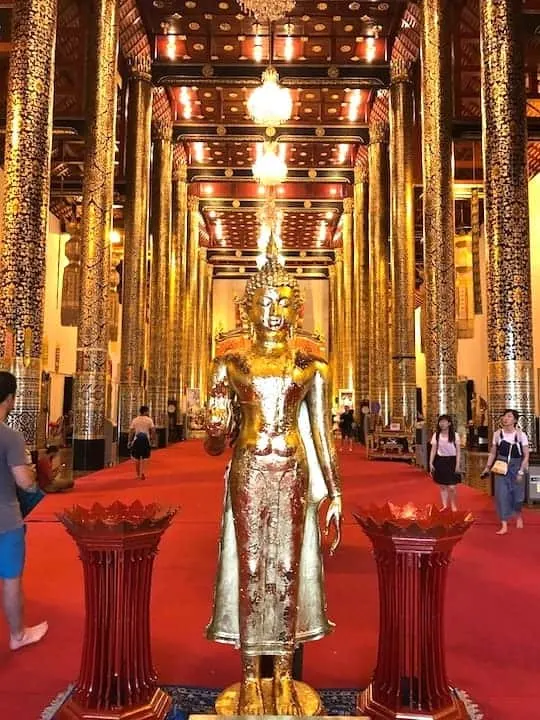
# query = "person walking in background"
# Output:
<box><xmin>128</xmin><ymin>405</ymin><xmax>157</xmax><ymax>480</ymax></box>
<box><xmin>429</xmin><ymin>414</ymin><xmax>461</xmax><ymax>511</ymax></box>
<box><xmin>339</xmin><ymin>405</ymin><xmax>355</xmax><ymax>452</ymax></box>
<box><xmin>481</xmin><ymin>409</ymin><xmax>529</xmax><ymax>535</ymax></box>
<box><xmin>0</xmin><ymin>371</ymin><xmax>48</xmax><ymax>650</ymax></box>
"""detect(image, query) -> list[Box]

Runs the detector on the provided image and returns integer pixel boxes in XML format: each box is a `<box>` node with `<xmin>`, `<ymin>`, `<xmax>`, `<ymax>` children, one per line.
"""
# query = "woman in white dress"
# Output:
<box><xmin>429</xmin><ymin>414</ymin><xmax>461</xmax><ymax>511</ymax></box>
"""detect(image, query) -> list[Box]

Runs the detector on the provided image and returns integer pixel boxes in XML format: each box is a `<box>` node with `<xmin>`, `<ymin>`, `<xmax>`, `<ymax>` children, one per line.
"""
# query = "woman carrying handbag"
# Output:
<box><xmin>481</xmin><ymin>409</ymin><xmax>529</xmax><ymax>535</ymax></box>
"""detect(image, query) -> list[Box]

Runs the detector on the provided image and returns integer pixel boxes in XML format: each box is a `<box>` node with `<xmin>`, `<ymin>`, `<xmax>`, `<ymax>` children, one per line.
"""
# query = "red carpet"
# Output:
<box><xmin>0</xmin><ymin>441</ymin><xmax>539</xmax><ymax>719</ymax></box>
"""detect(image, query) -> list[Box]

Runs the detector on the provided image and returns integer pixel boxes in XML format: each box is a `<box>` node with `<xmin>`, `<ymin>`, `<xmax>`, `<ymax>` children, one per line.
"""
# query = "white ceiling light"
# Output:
<box><xmin>252</xmin><ymin>141</ymin><xmax>288</xmax><ymax>187</ymax></box>
<box><xmin>247</xmin><ymin>66</ymin><xmax>293</xmax><ymax>128</ymax></box>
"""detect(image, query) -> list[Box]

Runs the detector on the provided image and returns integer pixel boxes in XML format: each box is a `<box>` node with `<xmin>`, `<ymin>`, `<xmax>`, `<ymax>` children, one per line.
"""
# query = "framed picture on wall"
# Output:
<box><xmin>339</xmin><ymin>389</ymin><xmax>354</xmax><ymax>408</ymax></box>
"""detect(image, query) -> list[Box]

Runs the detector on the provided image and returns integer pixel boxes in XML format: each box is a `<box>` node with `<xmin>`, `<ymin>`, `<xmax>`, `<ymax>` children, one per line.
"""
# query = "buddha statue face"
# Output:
<box><xmin>248</xmin><ymin>285</ymin><xmax>298</xmax><ymax>336</ymax></box>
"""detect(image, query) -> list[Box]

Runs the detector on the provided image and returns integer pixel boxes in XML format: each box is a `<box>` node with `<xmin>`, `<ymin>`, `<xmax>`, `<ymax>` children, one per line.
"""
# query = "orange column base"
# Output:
<box><xmin>358</xmin><ymin>683</ymin><xmax>469</xmax><ymax>720</ymax></box>
<box><xmin>56</xmin><ymin>688</ymin><xmax>172</xmax><ymax>720</ymax></box>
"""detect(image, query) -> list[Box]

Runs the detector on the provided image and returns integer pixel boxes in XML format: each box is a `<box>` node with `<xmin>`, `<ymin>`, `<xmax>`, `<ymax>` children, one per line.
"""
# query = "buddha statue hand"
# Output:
<box><xmin>325</xmin><ymin>494</ymin><xmax>343</xmax><ymax>555</ymax></box>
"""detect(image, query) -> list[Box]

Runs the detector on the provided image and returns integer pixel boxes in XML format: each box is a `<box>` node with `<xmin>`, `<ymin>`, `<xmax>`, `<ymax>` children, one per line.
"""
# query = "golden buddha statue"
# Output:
<box><xmin>204</xmin><ymin>240</ymin><xmax>342</xmax><ymax>715</ymax></box>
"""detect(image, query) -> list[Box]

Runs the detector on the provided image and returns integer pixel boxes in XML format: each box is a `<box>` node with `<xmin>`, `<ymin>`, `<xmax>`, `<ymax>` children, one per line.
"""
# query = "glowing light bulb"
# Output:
<box><xmin>366</xmin><ymin>37</ymin><xmax>376</xmax><ymax>63</ymax></box>
<box><xmin>284</xmin><ymin>35</ymin><xmax>294</xmax><ymax>62</ymax></box>
<box><xmin>167</xmin><ymin>35</ymin><xmax>176</xmax><ymax>60</ymax></box>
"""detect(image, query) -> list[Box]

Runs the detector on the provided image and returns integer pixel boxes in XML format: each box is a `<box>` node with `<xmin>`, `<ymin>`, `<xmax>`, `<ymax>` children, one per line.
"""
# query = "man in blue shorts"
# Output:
<box><xmin>0</xmin><ymin>371</ymin><xmax>47</xmax><ymax>650</ymax></box>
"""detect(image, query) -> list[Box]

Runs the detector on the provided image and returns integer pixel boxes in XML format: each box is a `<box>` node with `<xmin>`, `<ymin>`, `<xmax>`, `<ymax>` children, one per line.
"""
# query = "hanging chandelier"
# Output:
<box><xmin>247</xmin><ymin>66</ymin><xmax>293</xmax><ymax>127</ymax></box>
<box><xmin>252</xmin><ymin>141</ymin><xmax>288</xmax><ymax>187</ymax></box>
<box><xmin>237</xmin><ymin>0</ymin><xmax>295</xmax><ymax>23</ymax></box>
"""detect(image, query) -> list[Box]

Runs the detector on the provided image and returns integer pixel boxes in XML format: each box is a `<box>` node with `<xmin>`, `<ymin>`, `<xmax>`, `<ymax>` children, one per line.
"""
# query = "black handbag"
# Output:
<box><xmin>16</xmin><ymin>486</ymin><xmax>45</xmax><ymax>518</ymax></box>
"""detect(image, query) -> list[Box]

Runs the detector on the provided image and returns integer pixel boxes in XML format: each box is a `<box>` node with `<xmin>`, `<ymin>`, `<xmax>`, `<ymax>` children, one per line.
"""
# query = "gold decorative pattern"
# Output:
<box><xmin>471</xmin><ymin>188</ymin><xmax>483</xmax><ymax>316</ymax></box>
<box><xmin>119</xmin><ymin>69</ymin><xmax>152</xmax><ymax>436</ymax></box>
<box><xmin>170</xmin><ymin>151</ymin><xmax>188</xmax><ymax>401</ymax></box>
<box><xmin>389</xmin><ymin>70</ymin><xmax>416</xmax><ymax>426</ymax></box>
<box><xmin>185</xmin><ymin>196</ymin><xmax>200</xmax><ymax>390</ymax></box>
<box><xmin>61</xmin><ymin>222</ymin><xmax>82</xmax><ymax>327</ymax></box>
<box><xmin>197</xmin><ymin>247</ymin><xmax>210</xmax><ymax>400</ymax></box>
<box><xmin>340</xmin><ymin>197</ymin><xmax>354</xmax><ymax>391</ymax></box>
<box><xmin>148</xmin><ymin>123</ymin><xmax>173</xmax><ymax>440</ymax></box>
<box><xmin>480</xmin><ymin>0</ymin><xmax>535</xmax><ymax>444</ymax></box>
<box><xmin>390</xmin><ymin>57</ymin><xmax>413</xmax><ymax>85</ymax></box>
<box><xmin>73</xmin><ymin>0</ymin><xmax>118</xmax><ymax>444</ymax></box>
<box><xmin>328</xmin><ymin>263</ymin><xmax>337</xmax><ymax>397</ymax></box>
<box><xmin>0</xmin><ymin>0</ymin><xmax>57</xmax><ymax>446</ymax></box>
<box><xmin>420</xmin><ymin>0</ymin><xmax>457</xmax><ymax>432</ymax></box>
<box><xmin>353</xmin><ymin>172</ymin><xmax>369</xmax><ymax>404</ymax></box>
<box><xmin>333</xmin><ymin>247</ymin><xmax>344</xmax><ymax>396</ymax></box>
<box><xmin>368</xmin><ymin>120</ymin><xmax>390</xmax><ymax>423</ymax></box>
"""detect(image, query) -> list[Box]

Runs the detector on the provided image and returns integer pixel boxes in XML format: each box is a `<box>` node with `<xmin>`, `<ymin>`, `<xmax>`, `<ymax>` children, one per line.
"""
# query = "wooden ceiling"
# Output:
<box><xmin>0</xmin><ymin>0</ymin><xmax>539</xmax><ymax>264</ymax></box>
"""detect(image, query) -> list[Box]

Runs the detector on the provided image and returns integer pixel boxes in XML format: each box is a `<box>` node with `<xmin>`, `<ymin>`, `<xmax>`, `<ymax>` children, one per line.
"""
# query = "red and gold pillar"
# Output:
<box><xmin>420</xmin><ymin>0</ymin><xmax>457</xmax><ymax>432</ymax></box>
<box><xmin>73</xmin><ymin>0</ymin><xmax>118</xmax><ymax>470</ymax></box>
<box><xmin>480</xmin><ymin>0</ymin><xmax>535</xmax><ymax>443</ymax></box>
<box><xmin>368</xmin><ymin>119</ymin><xmax>390</xmax><ymax>424</ymax></box>
<box><xmin>341</xmin><ymin>197</ymin><xmax>354</xmax><ymax>392</ymax></box>
<box><xmin>389</xmin><ymin>59</ymin><xmax>416</xmax><ymax>427</ymax></box>
<box><xmin>147</xmin><ymin>120</ymin><xmax>173</xmax><ymax>448</ymax></box>
<box><xmin>184</xmin><ymin>195</ymin><xmax>200</xmax><ymax>392</ymax></box>
<box><xmin>0</xmin><ymin>0</ymin><xmax>57</xmax><ymax>447</ymax></box>
<box><xmin>353</xmin><ymin>165</ymin><xmax>370</xmax><ymax>405</ymax></box>
<box><xmin>169</xmin><ymin>156</ymin><xmax>188</xmax><ymax>403</ymax></box>
<box><xmin>118</xmin><ymin>56</ymin><xmax>153</xmax><ymax>455</ymax></box>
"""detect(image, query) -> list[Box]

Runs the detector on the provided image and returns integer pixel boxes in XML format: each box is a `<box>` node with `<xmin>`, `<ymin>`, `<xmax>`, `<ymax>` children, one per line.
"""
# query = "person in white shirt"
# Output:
<box><xmin>482</xmin><ymin>408</ymin><xmax>529</xmax><ymax>535</ymax></box>
<box><xmin>429</xmin><ymin>414</ymin><xmax>461</xmax><ymax>511</ymax></box>
<box><xmin>128</xmin><ymin>406</ymin><xmax>156</xmax><ymax>480</ymax></box>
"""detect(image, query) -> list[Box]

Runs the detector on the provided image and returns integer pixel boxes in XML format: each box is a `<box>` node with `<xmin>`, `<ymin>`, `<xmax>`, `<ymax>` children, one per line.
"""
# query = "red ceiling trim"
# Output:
<box><xmin>118</xmin><ymin>0</ymin><xmax>151</xmax><ymax>63</ymax></box>
<box><xmin>391</xmin><ymin>2</ymin><xmax>421</xmax><ymax>66</ymax></box>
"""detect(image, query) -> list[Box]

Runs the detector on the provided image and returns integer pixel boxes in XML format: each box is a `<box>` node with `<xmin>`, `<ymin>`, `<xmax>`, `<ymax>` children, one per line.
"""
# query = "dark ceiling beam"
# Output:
<box><xmin>188</xmin><ymin>168</ymin><xmax>354</xmax><ymax>181</ymax></box>
<box><xmin>175</xmin><ymin>126</ymin><xmax>369</xmax><ymax>141</ymax></box>
<box><xmin>453</xmin><ymin>117</ymin><xmax>540</xmax><ymax>139</ymax></box>
<box><xmin>154</xmin><ymin>64</ymin><xmax>389</xmax><ymax>85</ymax></box>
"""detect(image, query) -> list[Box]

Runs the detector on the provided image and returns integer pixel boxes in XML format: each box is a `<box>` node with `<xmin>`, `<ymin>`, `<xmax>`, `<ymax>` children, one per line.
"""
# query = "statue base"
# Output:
<box><xmin>56</xmin><ymin>688</ymin><xmax>171</xmax><ymax>720</ymax></box>
<box><xmin>215</xmin><ymin>679</ymin><xmax>323</xmax><ymax>716</ymax></box>
<box><xmin>358</xmin><ymin>684</ymin><xmax>469</xmax><ymax>720</ymax></box>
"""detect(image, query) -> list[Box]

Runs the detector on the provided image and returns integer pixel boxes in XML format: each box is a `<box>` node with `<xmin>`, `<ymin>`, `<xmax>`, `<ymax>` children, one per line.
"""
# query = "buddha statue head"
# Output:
<box><xmin>243</xmin><ymin>235</ymin><xmax>302</xmax><ymax>339</ymax></box>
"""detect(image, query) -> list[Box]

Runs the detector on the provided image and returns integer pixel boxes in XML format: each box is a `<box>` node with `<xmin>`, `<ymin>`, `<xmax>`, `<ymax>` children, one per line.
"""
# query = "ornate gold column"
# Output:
<box><xmin>421</xmin><ymin>0</ymin><xmax>457</xmax><ymax>432</ymax></box>
<box><xmin>147</xmin><ymin>120</ymin><xmax>173</xmax><ymax>448</ymax></box>
<box><xmin>334</xmin><ymin>247</ymin><xmax>345</xmax><ymax>394</ymax></box>
<box><xmin>341</xmin><ymin>197</ymin><xmax>354</xmax><ymax>392</ymax></box>
<box><xmin>368</xmin><ymin>120</ymin><xmax>390</xmax><ymax>424</ymax></box>
<box><xmin>169</xmin><ymin>157</ymin><xmax>188</xmax><ymax>409</ymax></box>
<box><xmin>207</xmin><ymin>263</ymin><xmax>214</xmax><ymax>361</ymax></box>
<box><xmin>480</xmin><ymin>0</ymin><xmax>535</xmax><ymax>443</ymax></box>
<box><xmin>73</xmin><ymin>0</ymin><xmax>118</xmax><ymax>470</ymax></box>
<box><xmin>353</xmin><ymin>166</ymin><xmax>369</xmax><ymax>405</ymax></box>
<box><xmin>328</xmin><ymin>264</ymin><xmax>338</xmax><ymax>401</ymax></box>
<box><xmin>197</xmin><ymin>248</ymin><xmax>209</xmax><ymax>399</ymax></box>
<box><xmin>389</xmin><ymin>59</ymin><xmax>417</xmax><ymax>427</ymax></box>
<box><xmin>184</xmin><ymin>196</ymin><xmax>200</xmax><ymax>391</ymax></box>
<box><xmin>118</xmin><ymin>57</ymin><xmax>153</xmax><ymax>456</ymax></box>
<box><xmin>0</xmin><ymin>0</ymin><xmax>57</xmax><ymax>447</ymax></box>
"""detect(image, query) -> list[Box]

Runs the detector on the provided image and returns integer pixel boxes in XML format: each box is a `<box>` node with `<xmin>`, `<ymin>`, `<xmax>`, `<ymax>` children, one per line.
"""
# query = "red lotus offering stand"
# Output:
<box><xmin>56</xmin><ymin>501</ymin><xmax>177</xmax><ymax>720</ymax></box>
<box><xmin>354</xmin><ymin>503</ymin><xmax>474</xmax><ymax>720</ymax></box>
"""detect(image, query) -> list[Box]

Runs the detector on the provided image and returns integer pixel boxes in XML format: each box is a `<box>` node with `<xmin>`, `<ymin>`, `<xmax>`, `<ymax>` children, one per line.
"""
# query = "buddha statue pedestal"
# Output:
<box><xmin>216</xmin><ymin>680</ymin><xmax>323</xmax><ymax>716</ymax></box>
<box><xmin>56</xmin><ymin>501</ymin><xmax>176</xmax><ymax>720</ymax></box>
<box><xmin>354</xmin><ymin>504</ymin><xmax>474</xmax><ymax>720</ymax></box>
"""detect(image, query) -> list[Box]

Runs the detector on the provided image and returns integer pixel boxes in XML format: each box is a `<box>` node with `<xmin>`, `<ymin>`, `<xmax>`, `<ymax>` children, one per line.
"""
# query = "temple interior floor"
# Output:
<box><xmin>1</xmin><ymin>440</ymin><xmax>539</xmax><ymax>719</ymax></box>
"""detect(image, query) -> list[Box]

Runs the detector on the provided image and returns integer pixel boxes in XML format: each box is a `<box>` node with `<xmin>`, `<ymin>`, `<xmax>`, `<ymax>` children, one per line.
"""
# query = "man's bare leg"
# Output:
<box><xmin>239</xmin><ymin>654</ymin><xmax>264</xmax><ymax>715</ymax></box>
<box><xmin>3</xmin><ymin>578</ymin><xmax>47</xmax><ymax>650</ymax></box>
<box><xmin>273</xmin><ymin>652</ymin><xmax>301</xmax><ymax>715</ymax></box>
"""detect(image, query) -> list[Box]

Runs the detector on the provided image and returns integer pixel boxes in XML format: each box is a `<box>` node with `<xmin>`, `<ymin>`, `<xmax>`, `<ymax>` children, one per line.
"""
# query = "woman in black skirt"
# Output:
<box><xmin>429</xmin><ymin>414</ymin><xmax>462</xmax><ymax>511</ymax></box>
<box><xmin>128</xmin><ymin>406</ymin><xmax>156</xmax><ymax>480</ymax></box>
